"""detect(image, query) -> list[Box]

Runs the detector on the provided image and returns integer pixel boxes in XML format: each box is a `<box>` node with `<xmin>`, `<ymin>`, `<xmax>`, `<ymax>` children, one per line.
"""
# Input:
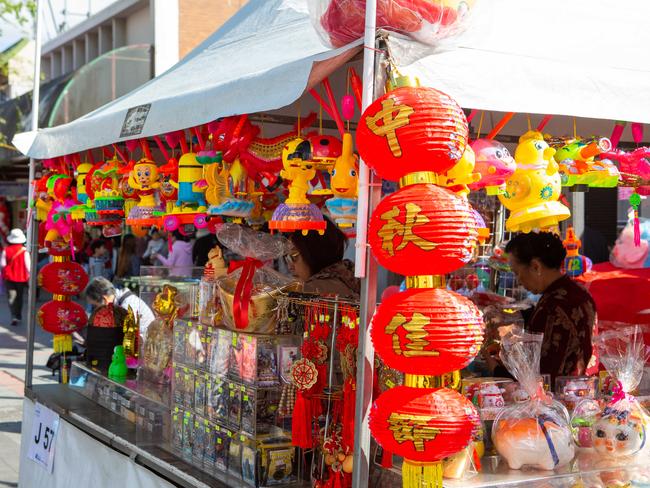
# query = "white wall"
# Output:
<box><xmin>126</xmin><ymin>5</ymin><xmax>152</xmax><ymax>45</ymax></box>
<box><xmin>7</xmin><ymin>41</ymin><xmax>34</xmax><ymax>98</ymax></box>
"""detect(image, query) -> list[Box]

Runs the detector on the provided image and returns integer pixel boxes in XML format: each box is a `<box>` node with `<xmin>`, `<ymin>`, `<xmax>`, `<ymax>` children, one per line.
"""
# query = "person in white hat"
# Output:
<box><xmin>1</xmin><ymin>229</ymin><xmax>30</xmax><ymax>326</ymax></box>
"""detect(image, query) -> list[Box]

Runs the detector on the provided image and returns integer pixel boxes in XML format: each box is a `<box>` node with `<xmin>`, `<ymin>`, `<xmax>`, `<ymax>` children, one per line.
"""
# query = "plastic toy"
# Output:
<box><xmin>603</xmin><ymin>147</ymin><xmax>650</xmax><ymax>194</ymax></box>
<box><xmin>439</xmin><ymin>145</ymin><xmax>481</xmax><ymax>197</ymax></box>
<box><xmin>269</xmin><ymin>138</ymin><xmax>327</xmax><ymax>235</ymax></box>
<box><xmin>469</xmin><ymin>139</ymin><xmax>516</xmax><ymax>195</ymax></box>
<box><xmin>171</xmin><ymin>152</ymin><xmax>207</xmax><ymax>209</ymax></box>
<box><xmin>75</xmin><ymin>162</ymin><xmax>93</xmax><ymax>204</ymax></box>
<box><xmin>553</xmin><ymin>137</ymin><xmax>617</xmax><ymax>190</ymax></box>
<box><xmin>563</xmin><ymin>226</ymin><xmax>592</xmax><ymax>277</ymax></box>
<box><xmin>498</xmin><ymin>131</ymin><xmax>571</xmax><ymax>233</ymax></box>
<box><xmin>108</xmin><ymin>345</ymin><xmax>128</xmax><ymax>381</ymax></box>
<box><xmin>324</xmin><ymin>132</ymin><xmax>358</xmax><ymax>228</ymax></box>
<box><xmin>125</xmin><ymin>158</ymin><xmax>161</xmax><ymax>230</ymax></box>
<box><xmin>158</xmin><ymin>157</ymin><xmax>179</xmax><ymax>213</ymax></box>
<box><xmin>492</xmin><ymin>328</ymin><xmax>575</xmax><ymax>471</ymax></box>
<box><xmin>122</xmin><ymin>306</ymin><xmax>139</xmax><ymax>369</ymax></box>
<box><xmin>307</xmin><ymin>133</ymin><xmax>342</xmax><ymax>168</ymax></box>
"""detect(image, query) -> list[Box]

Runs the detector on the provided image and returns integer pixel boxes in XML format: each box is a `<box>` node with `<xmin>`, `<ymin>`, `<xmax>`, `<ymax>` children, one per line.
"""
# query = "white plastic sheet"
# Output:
<box><xmin>387</xmin><ymin>0</ymin><xmax>650</xmax><ymax>124</ymax></box>
<box><xmin>14</xmin><ymin>0</ymin><xmax>360</xmax><ymax>159</ymax></box>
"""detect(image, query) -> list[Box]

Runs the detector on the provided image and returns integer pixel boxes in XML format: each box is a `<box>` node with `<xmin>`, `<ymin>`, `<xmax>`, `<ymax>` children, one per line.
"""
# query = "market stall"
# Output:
<box><xmin>14</xmin><ymin>1</ymin><xmax>650</xmax><ymax>488</ymax></box>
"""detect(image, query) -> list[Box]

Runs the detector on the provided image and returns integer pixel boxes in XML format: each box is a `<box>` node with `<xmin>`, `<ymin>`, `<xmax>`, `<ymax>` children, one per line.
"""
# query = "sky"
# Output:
<box><xmin>1</xmin><ymin>0</ymin><xmax>118</xmax><ymax>52</ymax></box>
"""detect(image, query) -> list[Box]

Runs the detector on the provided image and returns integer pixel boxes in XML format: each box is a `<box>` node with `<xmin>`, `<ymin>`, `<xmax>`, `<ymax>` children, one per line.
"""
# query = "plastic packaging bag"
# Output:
<box><xmin>216</xmin><ymin>224</ymin><xmax>299</xmax><ymax>333</ymax></box>
<box><xmin>584</xmin><ymin>326</ymin><xmax>650</xmax><ymax>458</ymax></box>
<box><xmin>492</xmin><ymin>327</ymin><xmax>575</xmax><ymax>470</ymax></box>
<box><xmin>307</xmin><ymin>0</ymin><xmax>475</xmax><ymax>48</ymax></box>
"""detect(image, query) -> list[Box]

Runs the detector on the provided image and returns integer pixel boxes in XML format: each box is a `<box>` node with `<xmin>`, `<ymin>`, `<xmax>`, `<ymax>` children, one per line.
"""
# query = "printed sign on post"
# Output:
<box><xmin>27</xmin><ymin>402</ymin><xmax>60</xmax><ymax>473</ymax></box>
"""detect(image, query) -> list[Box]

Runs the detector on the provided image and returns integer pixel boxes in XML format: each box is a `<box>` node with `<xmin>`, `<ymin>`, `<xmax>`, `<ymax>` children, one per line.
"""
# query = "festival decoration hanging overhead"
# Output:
<box><xmin>367</xmin><ymin>183</ymin><xmax>478</xmax><ymax>276</ymax></box>
<box><xmin>498</xmin><ymin>131</ymin><xmax>571</xmax><ymax>233</ymax></box>
<box><xmin>469</xmin><ymin>139</ymin><xmax>516</xmax><ymax>195</ymax></box>
<box><xmin>356</xmin><ymin>86</ymin><xmax>468</xmax><ymax>182</ymax></box>
<box><xmin>370</xmin><ymin>287</ymin><xmax>484</xmax><ymax>375</ymax></box>
<box><xmin>562</xmin><ymin>226</ymin><xmax>592</xmax><ymax>277</ymax></box>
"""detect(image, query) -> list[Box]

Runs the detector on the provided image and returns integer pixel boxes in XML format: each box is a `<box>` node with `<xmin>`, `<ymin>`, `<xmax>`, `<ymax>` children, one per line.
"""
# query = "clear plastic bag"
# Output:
<box><xmin>307</xmin><ymin>0</ymin><xmax>476</xmax><ymax>48</ymax></box>
<box><xmin>216</xmin><ymin>224</ymin><xmax>299</xmax><ymax>333</ymax></box>
<box><xmin>492</xmin><ymin>327</ymin><xmax>575</xmax><ymax>470</ymax></box>
<box><xmin>586</xmin><ymin>325</ymin><xmax>650</xmax><ymax>458</ymax></box>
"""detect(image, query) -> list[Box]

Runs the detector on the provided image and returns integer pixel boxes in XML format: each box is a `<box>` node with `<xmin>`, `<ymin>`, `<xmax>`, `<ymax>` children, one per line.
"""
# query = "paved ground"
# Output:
<box><xmin>0</xmin><ymin>293</ymin><xmax>56</xmax><ymax>487</ymax></box>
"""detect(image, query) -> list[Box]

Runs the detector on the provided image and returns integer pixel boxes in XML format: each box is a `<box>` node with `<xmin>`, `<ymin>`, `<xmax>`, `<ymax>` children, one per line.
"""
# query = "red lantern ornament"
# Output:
<box><xmin>370</xmin><ymin>386</ymin><xmax>479</xmax><ymax>463</ymax></box>
<box><xmin>38</xmin><ymin>261</ymin><xmax>88</xmax><ymax>296</ymax></box>
<box><xmin>356</xmin><ymin>86</ymin><xmax>468</xmax><ymax>182</ymax></box>
<box><xmin>37</xmin><ymin>299</ymin><xmax>87</xmax><ymax>352</ymax></box>
<box><xmin>371</xmin><ymin>288</ymin><xmax>483</xmax><ymax>375</ymax></box>
<box><xmin>368</xmin><ymin>184</ymin><xmax>477</xmax><ymax>275</ymax></box>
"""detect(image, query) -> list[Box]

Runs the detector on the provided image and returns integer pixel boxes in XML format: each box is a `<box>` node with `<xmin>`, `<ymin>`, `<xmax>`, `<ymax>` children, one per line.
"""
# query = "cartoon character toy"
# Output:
<box><xmin>324</xmin><ymin>132</ymin><xmax>358</xmax><ymax>228</ymax></box>
<box><xmin>269</xmin><ymin>137</ymin><xmax>326</xmax><ymax>235</ymax></box>
<box><xmin>562</xmin><ymin>226</ymin><xmax>592</xmax><ymax>277</ymax></box>
<box><xmin>469</xmin><ymin>139</ymin><xmax>516</xmax><ymax>195</ymax></box>
<box><xmin>498</xmin><ymin>131</ymin><xmax>571</xmax><ymax>233</ymax></box>
<box><xmin>171</xmin><ymin>152</ymin><xmax>208</xmax><ymax>209</ymax></box>
<box><xmin>439</xmin><ymin>145</ymin><xmax>481</xmax><ymax>197</ymax></box>
<box><xmin>553</xmin><ymin>137</ymin><xmax>618</xmax><ymax>190</ymax></box>
<box><xmin>592</xmin><ymin>406</ymin><xmax>647</xmax><ymax>458</ymax></box>
<box><xmin>125</xmin><ymin>158</ymin><xmax>161</xmax><ymax>232</ymax></box>
<box><xmin>75</xmin><ymin>162</ymin><xmax>93</xmax><ymax>204</ymax></box>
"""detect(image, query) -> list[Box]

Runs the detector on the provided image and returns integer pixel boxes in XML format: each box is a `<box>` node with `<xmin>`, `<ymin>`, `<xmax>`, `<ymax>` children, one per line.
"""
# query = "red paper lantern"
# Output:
<box><xmin>37</xmin><ymin>300</ymin><xmax>87</xmax><ymax>334</ymax></box>
<box><xmin>38</xmin><ymin>262</ymin><xmax>88</xmax><ymax>296</ymax></box>
<box><xmin>371</xmin><ymin>288</ymin><xmax>483</xmax><ymax>375</ymax></box>
<box><xmin>356</xmin><ymin>86</ymin><xmax>468</xmax><ymax>181</ymax></box>
<box><xmin>370</xmin><ymin>386</ymin><xmax>479</xmax><ymax>462</ymax></box>
<box><xmin>368</xmin><ymin>184</ymin><xmax>477</xmax><ymax>275</ymax></box>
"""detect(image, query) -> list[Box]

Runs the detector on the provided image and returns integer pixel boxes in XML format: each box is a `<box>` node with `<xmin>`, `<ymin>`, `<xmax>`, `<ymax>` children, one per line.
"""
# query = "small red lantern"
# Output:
<box><xmin>371</xmin><ymin>288</ymin><xmax>483</xmax><ymax>375</ymax></box>
<box><xmin>37</xmin><ymin>300</ymin><xmax>87</xmax><ymax>334</ymax></box>
<box><xmin>368</xmin><ymin>184</ymin><xmax>477</xmax><ymax>275</ymax></box>
<box><xmin>356</xmin><ymin>86</ymin><xmax>468</xmax><ymax>182</ymax></box>
<box><xmin>38</xmin><ymin>261</ymin><xmax>88</xmax><ymax>296</ymax></box>
<box><xmin>370</xmin><ymin>386</ymin><xmax>479</xmax><ymax>462</ymax></box>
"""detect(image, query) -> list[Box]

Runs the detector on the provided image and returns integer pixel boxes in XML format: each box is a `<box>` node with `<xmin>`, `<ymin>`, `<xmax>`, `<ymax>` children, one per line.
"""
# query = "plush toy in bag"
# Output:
<box><xmin>492</xmin><ymin>327</ymin><xmax>575</xmax><ymax>470</ymax></box>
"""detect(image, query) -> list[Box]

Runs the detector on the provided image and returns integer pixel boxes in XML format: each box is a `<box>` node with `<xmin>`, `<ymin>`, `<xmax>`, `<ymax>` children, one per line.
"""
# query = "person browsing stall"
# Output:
<box><xmin>287</xmin><ymin>217</ymin><xmax>360</xmax><ymax>298</ymax></box>
<box><xmin>84</xmin><ymin>277</ymin><xmax>155</xmax><ymax>337</ymax></box>
<box><xmin>504</xmin><ymin>231</ymin><xmax>597</xmax><ymax>382</ymax></box>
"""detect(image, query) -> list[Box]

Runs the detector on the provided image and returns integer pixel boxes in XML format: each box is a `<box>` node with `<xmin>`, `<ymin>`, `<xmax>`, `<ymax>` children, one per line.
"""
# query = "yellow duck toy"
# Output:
<box><xmin>439</xmin><ymin>145</ymin><xmax>481</xmax><ymax>198</ymax></box>
<box><xmin>498</xmin><ymin>131</ymin><xmax>571</xmax><ymax>233</ymax></box>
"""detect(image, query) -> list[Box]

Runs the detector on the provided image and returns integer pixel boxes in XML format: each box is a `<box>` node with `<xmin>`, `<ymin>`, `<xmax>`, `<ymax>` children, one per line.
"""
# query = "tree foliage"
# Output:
<box><xmin>0</xmin><ymin>0</ymin><xmax>36</xmax><ymax>30</ymax></box>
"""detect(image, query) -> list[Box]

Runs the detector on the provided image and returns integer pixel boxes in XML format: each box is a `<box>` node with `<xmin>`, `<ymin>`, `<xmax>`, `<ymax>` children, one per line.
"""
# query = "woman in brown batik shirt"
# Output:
<box><xmin>503</xmin><ymin>231</ymin><xmax>597</xmax><ymax>384</ymax></box>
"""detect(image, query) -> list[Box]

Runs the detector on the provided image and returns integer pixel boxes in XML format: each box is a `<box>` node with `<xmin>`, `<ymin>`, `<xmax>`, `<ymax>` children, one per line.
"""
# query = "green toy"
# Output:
<box><xmin>108</xmin><ymin>345</ymin><xmax>128</xmax><ymax>381</ymax></box>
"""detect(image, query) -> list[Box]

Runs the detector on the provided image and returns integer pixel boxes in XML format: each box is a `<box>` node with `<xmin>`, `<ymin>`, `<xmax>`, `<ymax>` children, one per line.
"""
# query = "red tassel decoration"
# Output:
<box><xmin>168</xmin><ymin>234</ymin><xmax>173</xmax><ymax>254</ymax></box>
<box><xmin>291</xmin><ymin>390</ymin><xmax>313</xmax><ymax>449</ymax></box>
<box><xmin>342</xmin><ymin>378</ymin><xmax>356</xmax><ymax>450</ymax></box>
<box><xmin>332</xmin><ymin>471</ymin><xmax>343</xmax><ymax>488</ymax></box>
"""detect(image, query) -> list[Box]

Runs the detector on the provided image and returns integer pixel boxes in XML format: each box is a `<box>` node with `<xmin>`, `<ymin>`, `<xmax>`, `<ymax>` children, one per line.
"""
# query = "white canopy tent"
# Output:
<box><xmin>13</xmin><ymin>0</ymin><xmax>361</xmax><ymax>159</ymax></box>
<box><xmin>387</xmin><ymin>0</ymin><xmax>650</xmax><ymax>124</ymax></box>
<box><xmin>15</xmin><ymin>0</ymin><xmax>650</xmax><ymax>158</ymax></box>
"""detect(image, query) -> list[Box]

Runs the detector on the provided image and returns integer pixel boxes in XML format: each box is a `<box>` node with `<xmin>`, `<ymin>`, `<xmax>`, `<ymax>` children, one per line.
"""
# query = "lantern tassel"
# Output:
<box><xmin>402</xmin><ymin>460</ymin><xmax>443</xmax><ymax>488</ymax></box>
<box><xmin>53</xmin><ymin>334</ymin><xmax>73</xmax><ymax>353</ymax></box>
<box><xmin>380</xmin><ymin>448</ymin><xmax>393</xmax><ymax>469</ymax></box>
<box><xmin>342</xmin><ymin>378</ymin><xmax>356</xmax><ymax>450</ymax></box>
<box><xmin>634</xmin><ymin>209</ymin><xmax>641</xmax><ymax>247</ymax></box>
<box><xmin>291</xmin><ymin>390</ymin><xmax>313</xmax><ymax>449</ymax></box>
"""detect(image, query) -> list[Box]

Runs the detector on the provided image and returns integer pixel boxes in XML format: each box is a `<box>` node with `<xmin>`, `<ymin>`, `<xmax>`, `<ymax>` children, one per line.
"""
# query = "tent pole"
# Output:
<box><xmin>25</xmin><ymin>0</ymin><xmax>43</xmax><ymax>389</ymax></box>
<box><xmin>352</xmin><ymin>1</ymin><xmax>379</xmax><ymax>487</ymax></box>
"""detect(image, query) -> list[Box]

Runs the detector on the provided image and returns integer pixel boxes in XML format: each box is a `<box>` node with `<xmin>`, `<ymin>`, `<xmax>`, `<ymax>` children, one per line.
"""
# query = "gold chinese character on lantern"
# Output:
<box><xmin>365</xmin><ymin>98</ymin><xmax>414</xmax><ymax>157</ymax></box>
<box><xmin>385</xmin><ymin>312</ymin><xmax>440</xmax><ymax>358</ymax></box>
<box><xmin>378</xmin><ymin>202</ymin><xmax>436</xmax><ymax>256</ymax></box>
<box><xmin>387</xmin><ymin>412</ymin><xmax>441</xmax><ymax>452</ymax></box>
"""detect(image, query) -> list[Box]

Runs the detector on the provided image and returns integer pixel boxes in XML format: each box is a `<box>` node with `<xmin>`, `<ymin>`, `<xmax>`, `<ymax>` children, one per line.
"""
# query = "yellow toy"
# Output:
<box><xmin>498</xmin><ymin>131</ymin><xmax>571</xmax><ymax>233</ymax></box>
<box><xmin>269</xmin><ymin>137</ymin><xmax>326</xmax><ymax>235</ymax></box>
<box><xmin>439</xmin><ymin>145</ymin><xmax>481</xmax><ymax>198</ymax></box>
<box><xmin>171</xmin><ymin>152</ymin><xmax>207</xmax><ymax>209</ymax></box>
<box><xmin>325</xmin><ymin>132</ymin><xmax>359</xmax><ymax>228</ymax></box>
<box><xmin>126</xmin><ymin>159</ymin><xmax>161</xmax><ymax>231</ymax></box>
<box><xmin>280</xmin><ymin>138</ymin><xmax>315</xmax><ymax>205</ymax></box>
<box><xmin>75</xmin><ymin>163</ymin><xmax>93</xmax><ymax>205</ymax></box>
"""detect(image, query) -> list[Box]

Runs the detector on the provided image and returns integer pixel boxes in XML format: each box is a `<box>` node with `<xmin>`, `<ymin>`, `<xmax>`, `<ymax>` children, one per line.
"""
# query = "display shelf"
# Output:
<box><xmin>443</xmin><ymin>451</ymin><xmax>650</xmax><ymax>488</ymax></box>
<box><xmin>26</xmin><ymin>384</ymin><xmax>308</xmax><ymax>488</ymax></box>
